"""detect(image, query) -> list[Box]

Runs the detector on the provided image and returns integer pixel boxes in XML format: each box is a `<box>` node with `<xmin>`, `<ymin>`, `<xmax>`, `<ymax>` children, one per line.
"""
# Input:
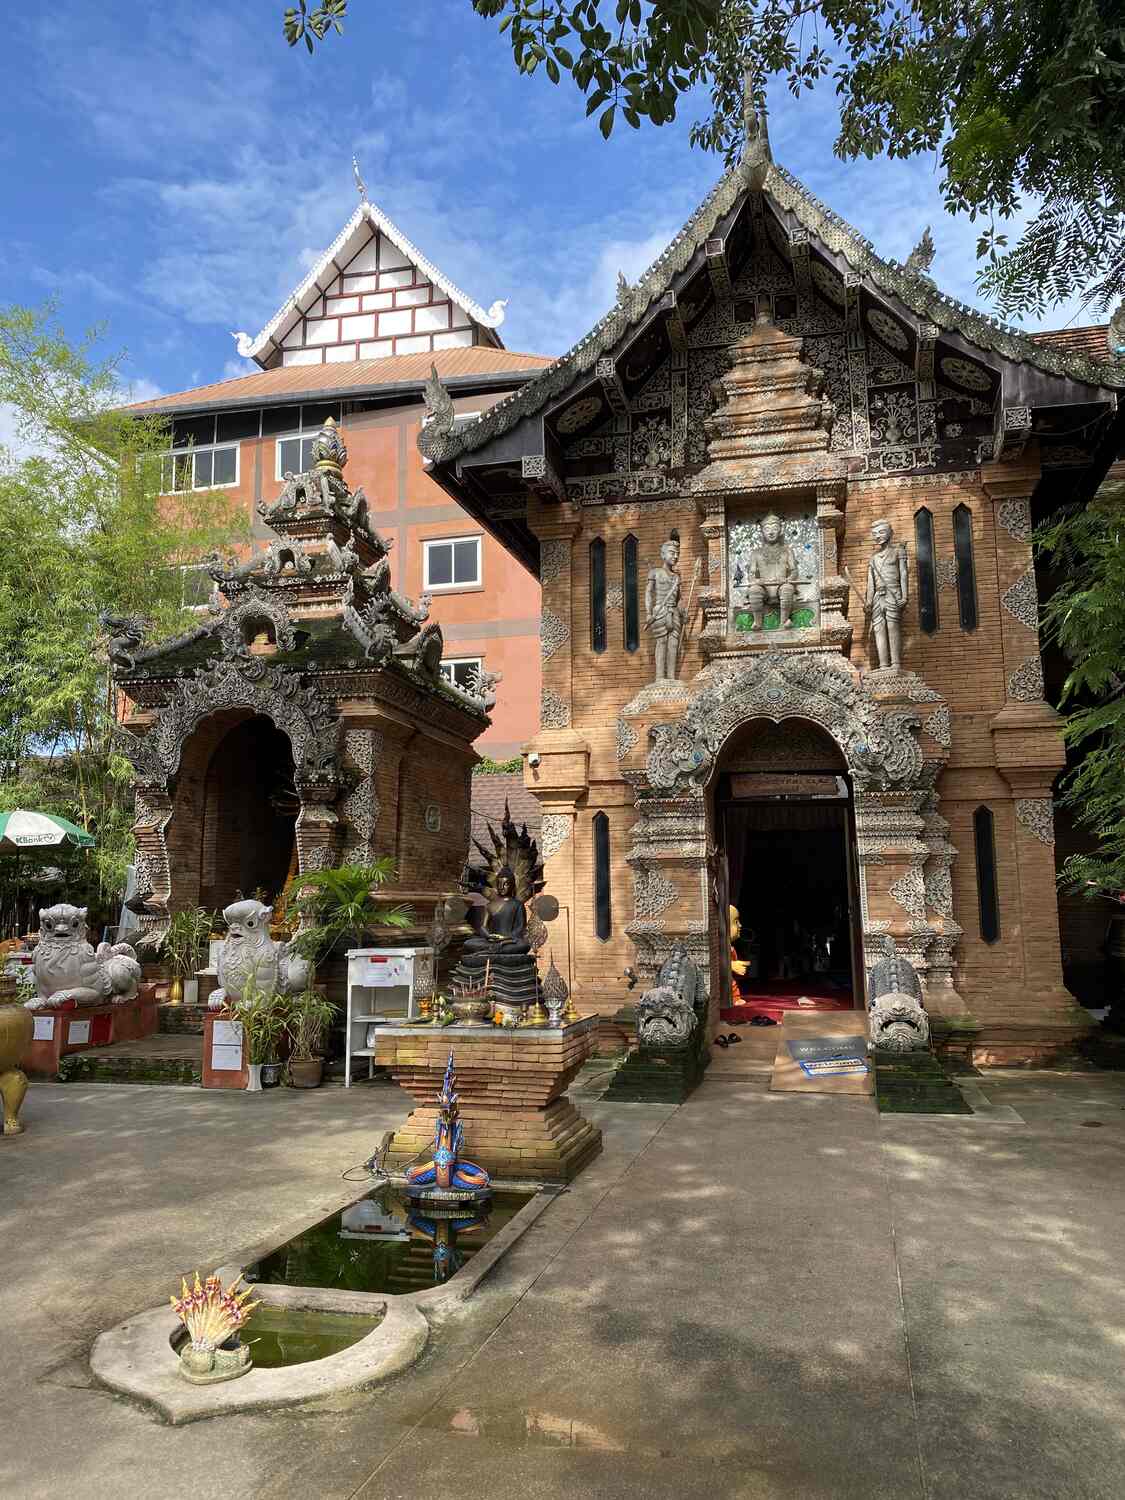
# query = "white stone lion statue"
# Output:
<box><xmin>27</xmin><ymin>904</ymin><xmax>142</xmax><ymax>1011</ymax></box>
<box><xmin>209</xmin><ymin>899</ymin><xmax>311</xmax><ymax>1010</ymax></box>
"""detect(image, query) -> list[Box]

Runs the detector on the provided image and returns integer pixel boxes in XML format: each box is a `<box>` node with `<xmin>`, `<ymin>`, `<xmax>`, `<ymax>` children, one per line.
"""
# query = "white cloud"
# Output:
<box><xmin>0</xmin><ymin>403</ymin><xmax>36</xmax><ymax>464</ymax></box>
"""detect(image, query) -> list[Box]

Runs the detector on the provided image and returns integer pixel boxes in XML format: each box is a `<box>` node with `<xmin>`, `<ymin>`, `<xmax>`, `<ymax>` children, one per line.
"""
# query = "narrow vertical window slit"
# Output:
<box><xmin>974</xmin><ymin>805</ymin><xmax>1000</xmax><ymax>943</ymax></box>
<box><xmin>623</xmin><ymin>534</ymin><xmax>639</xmax><ymax>653</ymax></box>
<box><xmin>953</xmin><ymin>504</ymin><xmax>978</xmax><ymax>631</ymax></box>
<box><xmin>590</xmin><ymin>538</ymin><xmax>606</xmax><ymax>653</ymax></box>
<box><xmin>914</xmin><ymin>507</ymin><xmax>938</xmax><ymax>634</ymax></box>
<box><xmin>593</xmin><ymin>811</ymin><xmax>612</xmax><ymax>941</ymax></box>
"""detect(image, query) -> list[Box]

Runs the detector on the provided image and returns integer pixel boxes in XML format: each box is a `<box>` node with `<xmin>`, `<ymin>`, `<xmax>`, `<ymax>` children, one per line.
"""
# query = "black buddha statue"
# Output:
<box><xmin>449</xmin><ymin>807</ymin><xmax>547</xmax><ymax>1012</ymax></box>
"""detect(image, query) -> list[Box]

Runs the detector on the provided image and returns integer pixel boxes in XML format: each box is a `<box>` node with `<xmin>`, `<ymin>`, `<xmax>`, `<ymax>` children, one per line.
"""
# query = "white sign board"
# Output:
<box><xmin>364</xmin><ymin>956</ymin><xmax>409</xmax><ymax>988</ymax></box>
<box><xmin>33</xmin><ymin>1015</ymin><xmax>55</xmax><ymax>1041</ymax></box>
<box><xmin>67</xmin><ymin>1019</ymin><xmax>91</xmax><ymax>1045</ymax></box>
<box><xmin>211</xmin><ymin>1019</ymin><xmax>243</xmax><ymax>1072</ymax></box>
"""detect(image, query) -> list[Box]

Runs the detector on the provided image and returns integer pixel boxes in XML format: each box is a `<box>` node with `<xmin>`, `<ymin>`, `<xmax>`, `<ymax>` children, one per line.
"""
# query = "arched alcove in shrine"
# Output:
<box><xmin>197</xmin><ymin>715</ymin><xmax>297</xmax><ymax>911</ymax></box>
<box><xmin>713</xmin><ymin>717</ymin><xmax>863</xmax><ymax>1020</ymax></box>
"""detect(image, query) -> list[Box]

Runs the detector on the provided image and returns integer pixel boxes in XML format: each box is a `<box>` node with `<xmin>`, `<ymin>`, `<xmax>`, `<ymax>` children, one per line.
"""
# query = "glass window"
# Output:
<box><xmin>593</xmin><ymin>811</ymin><xmax>612</xmax><ymax>941</ymax></box>
<box><xmin>424</xmin><ymin>536</ymin><xmax>482</xmax><ymax>590</ymax></box>
<box><xmin>953</xmin><ymin>503</ymin><xmax>978</xmax><ymax>631</ymax></box>
<box><xmin>623</xmin><ymin>534</ymin><xmax>640</xmax><ymax>652</ymax></box>
<box><xmin>914</xmin><ymin>507</ymin><xmax>938</xmax><ymax>634</ymax></box>
<box><xmin>439</xmin><ymin>657</ymin><xmax>482</xmax><ymax>691</ymax></box>
<box><xmin>590</xmin><ymin>538</ymin><xmax>606</xmax><ymax>653</ymax></box>
<box><xmin>276</xmin><ymin>434</ymin><xmax>317</xmax><ymax>478</ymax></box>
<box><xmin>974</xmin><ymin>805</ymin><xmax>1000</xmax><ymax>943</ymax></box>
<box><xmin>158</xmin><ymin>444</ymin><xmax>237</xmax><ymax>494</ymax></box>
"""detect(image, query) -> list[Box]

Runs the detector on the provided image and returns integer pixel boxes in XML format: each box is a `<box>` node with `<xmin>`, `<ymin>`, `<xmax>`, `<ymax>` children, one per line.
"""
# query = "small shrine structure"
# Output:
<box><xmin>110</xmin><ymin>418</ymin><xmax>493</xmax><ymax>951</ymax></box>
<box><xmin>420</xmin><ymin>118</ymin><xmax>1125</xmax><ymax>1065</ymax></box>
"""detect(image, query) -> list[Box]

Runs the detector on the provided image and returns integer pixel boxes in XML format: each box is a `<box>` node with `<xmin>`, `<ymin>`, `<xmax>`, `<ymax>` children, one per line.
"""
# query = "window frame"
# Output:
<box><xmin>438</xmin><ymin>655</ymin><xmax>483</xmax><ymax>692</ymax></box>
<box><xmin>593</xmin><ymin>810</ymin><xmax>612</xmax><ymax>942</ymax></box>
<box><xmin>973</xmin><ymin>805</ymin><xmax>1001</xmax><ymax>944</ymax></box>
<box><xmin>422</xmin><ymin>534</ymin><xmax>483</xmax><ymax>592</ymax></box>
<box><xmin>159</xmin><ymin>442</ymin><xmax>240</xmax><ymax>495</ymax></box>
<box><xmin>273</xmin><ymin>431</ymin><xmax>319</xmax><ymax>481</ymax></box>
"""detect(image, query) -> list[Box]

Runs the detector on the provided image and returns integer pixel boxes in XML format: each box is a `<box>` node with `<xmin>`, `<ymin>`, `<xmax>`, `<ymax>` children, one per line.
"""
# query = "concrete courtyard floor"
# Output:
<box><xmin>4</xmin><ymin>1067</ymin><xmax>1125</xmax><ymax>1499</ymax></box>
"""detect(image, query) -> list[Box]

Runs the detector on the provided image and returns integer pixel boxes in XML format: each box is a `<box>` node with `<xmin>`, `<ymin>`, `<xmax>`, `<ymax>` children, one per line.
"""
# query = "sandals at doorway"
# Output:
<box><xmin>714</xmin><ymin>1033</ymin><xmax>743</xmax><ymax>1048</ymax></box>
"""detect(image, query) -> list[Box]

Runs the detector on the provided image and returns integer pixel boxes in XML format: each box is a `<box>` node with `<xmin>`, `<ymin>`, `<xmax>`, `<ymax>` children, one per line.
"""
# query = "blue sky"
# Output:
<box><xmin>1</xmin><ymin>0</ymin><xmax>1088</xmax><ymax>409</ymax></box>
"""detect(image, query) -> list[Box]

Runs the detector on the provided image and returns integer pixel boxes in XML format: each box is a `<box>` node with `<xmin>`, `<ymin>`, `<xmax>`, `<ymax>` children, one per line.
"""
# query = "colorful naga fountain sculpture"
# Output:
<box><xmin>404</xmin><ymin>1050</ymin><xmax>492</xmax><ymax>1197</ymax></box>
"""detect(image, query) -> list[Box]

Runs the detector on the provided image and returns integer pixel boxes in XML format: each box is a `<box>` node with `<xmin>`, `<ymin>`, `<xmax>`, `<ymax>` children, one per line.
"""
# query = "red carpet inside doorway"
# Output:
<box><xmin>721</xmin><ymin>978</ymin><xmax>855</xmax><ymax>1027</ymax></box>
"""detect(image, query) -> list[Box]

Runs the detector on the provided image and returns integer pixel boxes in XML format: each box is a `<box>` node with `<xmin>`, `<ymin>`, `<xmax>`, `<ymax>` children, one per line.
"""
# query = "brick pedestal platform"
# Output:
<box><xmin>374</xmin><ymin>1018</ymin><xmax>603</xmax><ymax>1183</ymax></box>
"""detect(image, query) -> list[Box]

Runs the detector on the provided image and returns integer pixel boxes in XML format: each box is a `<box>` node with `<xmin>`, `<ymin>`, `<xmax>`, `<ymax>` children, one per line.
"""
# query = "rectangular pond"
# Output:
<box><xmin>245</xmin><ymin>1186</ymin><xmax>537</xmax><ymax>1296</ymax></box>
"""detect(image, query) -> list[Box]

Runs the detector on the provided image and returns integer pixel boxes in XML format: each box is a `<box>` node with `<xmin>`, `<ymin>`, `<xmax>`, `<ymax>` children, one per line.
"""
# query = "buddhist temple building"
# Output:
<box><xmin>418</xmin><ymin>127</ymin><xmax>1125</xmax><ymax>1063</ymax></box>
<box><xmin>126</xmin><ymin>186</ymin><xmax>550</xmax><ymax>759</ymax></box>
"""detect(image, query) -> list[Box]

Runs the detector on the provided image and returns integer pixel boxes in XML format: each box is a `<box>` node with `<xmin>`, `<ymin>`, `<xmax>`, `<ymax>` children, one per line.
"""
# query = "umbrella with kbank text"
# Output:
<box><xmin>0</xmin><ymin>811</ymin><xmax>95</xmax><ymax>852</ymax></box>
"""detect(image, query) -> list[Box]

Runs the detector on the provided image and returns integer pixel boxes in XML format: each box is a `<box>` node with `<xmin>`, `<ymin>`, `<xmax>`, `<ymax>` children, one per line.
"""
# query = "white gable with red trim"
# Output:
<box><xmin>234</xmin><ymin>199</ymin><xmax>508</xmax><ymax>370</ymax></box>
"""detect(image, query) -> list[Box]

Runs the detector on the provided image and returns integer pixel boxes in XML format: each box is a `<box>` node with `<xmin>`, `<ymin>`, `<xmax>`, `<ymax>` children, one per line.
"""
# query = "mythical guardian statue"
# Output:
<box><xmin>636</xmin><ymin>943</ymin><xmax>704</xmax><ymax>1051</ymax></box>
<box><xmin>867</xmin><ymin>954</ymin><xmax>930</xmax><ymax>1053</ymax></box>
<box><xmin>27</xmin><ymin>904</ymin><xmax>142</xmax><ymax>1010</ymax></box>
<box><xmin>209</xmin><ymin>899</ymin><xmax>311</xmax><ymax>1010</ymax></box>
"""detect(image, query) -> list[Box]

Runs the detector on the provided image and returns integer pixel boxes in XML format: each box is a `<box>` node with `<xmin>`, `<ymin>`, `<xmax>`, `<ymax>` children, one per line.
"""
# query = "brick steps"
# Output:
<box><xmin>57</xmin><ymin>1033</ymin><xmax>202</xmax><ymax>1086</ymax></box>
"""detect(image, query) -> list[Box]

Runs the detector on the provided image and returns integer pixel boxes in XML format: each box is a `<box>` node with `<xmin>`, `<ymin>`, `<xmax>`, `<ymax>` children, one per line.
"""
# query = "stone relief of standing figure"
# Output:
<box><xmin>645</xmin><ymin>535</ymin><xmax>686</xmax><ymax>681</ymax></box>
<box><xmin>865</xmin><ymin>519</ymin><xmax>909</xmax><ymax>670</ymax></box>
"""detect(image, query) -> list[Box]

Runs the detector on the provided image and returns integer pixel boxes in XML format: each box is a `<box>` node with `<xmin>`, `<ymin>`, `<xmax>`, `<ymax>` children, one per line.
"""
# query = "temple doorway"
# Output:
<box><xmin>199</xmin><ymin>715</ymin><xmax>298</xmax><ymax>910</ymax></box>
<box><xmin>716</xmin><ymin>720</ymin><xmax>862</xmax><ymax>1025</ymax></box>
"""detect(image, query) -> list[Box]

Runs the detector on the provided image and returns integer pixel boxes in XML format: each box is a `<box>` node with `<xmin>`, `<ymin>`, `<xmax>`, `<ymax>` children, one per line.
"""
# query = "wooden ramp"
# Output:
<box><xmin>769</xmin><ymin>1011</ymin><xmax>873</xmax><ymax>1095</ymax></box>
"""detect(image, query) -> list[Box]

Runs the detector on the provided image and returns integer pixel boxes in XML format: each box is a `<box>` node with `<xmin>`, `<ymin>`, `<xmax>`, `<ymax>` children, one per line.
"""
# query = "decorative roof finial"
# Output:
<box><xmin>616</xmin><ymin>270</ymin><xmax>632</xmax><ymax>304</ymax></box>
<box><xmin>352</xmin><ymin>154</ymin><xmax>368</xmax><ymax>203</ymax></box>
<box><xmin>905</xmin><ymin>226</ymin><xmax>936</xmax><ymax>279</ymax></box>
<box><xmin>741</xmin><ymin>64</ymin><xmax>772</xmax><ymax>187</ymax></box>
<box><xmin>312</xmin><ymin>415</ymin><xmax>348</xmax><ymax>477</ymax></box>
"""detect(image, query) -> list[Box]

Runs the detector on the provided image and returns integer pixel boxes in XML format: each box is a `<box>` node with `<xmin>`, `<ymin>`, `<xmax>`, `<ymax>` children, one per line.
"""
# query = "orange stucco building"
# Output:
<box><xmin>129</xmin><ymin>195</ymin><xmax>549</xmax><ymax>758</ymax></box>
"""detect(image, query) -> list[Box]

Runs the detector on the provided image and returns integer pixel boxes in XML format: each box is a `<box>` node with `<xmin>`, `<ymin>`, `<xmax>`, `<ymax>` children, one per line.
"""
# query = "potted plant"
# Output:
<box><xmin>160</xmin><ymin>906</ymin><xmax>213</xmax><ymax>1006</ymax></box>
<box><xmin>286</xmin><ymin>988</ymin><xmax>337</xmax><ymax>1088</ymax></box>
<box><xmin>234</xmin><ymin>979</ymin><xmax>292</xmax><ymax>1091</ymax></box>
<box><xmin>289</xmin><ymin>859</ymin><xmax>414</xmax><ymax>962</ymax></box>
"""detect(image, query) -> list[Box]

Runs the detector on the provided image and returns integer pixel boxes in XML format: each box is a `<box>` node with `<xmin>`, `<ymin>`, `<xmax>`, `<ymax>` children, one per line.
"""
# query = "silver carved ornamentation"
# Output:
<box><xmin>997</xmin><ymin>497</ymin><xmax>1032</xmax><ymax>542</ymax></box>
<box><xmin>540</xmin><ymin>685</ymin><xmax>571</xmax><ymax>729</ymax></box>
<box><xmin>540</xmin><ymin>607</ymin><xmax>570</xmax><ymax>661</ymax></box>
<box><xmin>1001</xmin><ymin>570</ymin><xmax>1040</xmax><ymax>631</ymax></box>
<box><xmin>646</xmin><ymin>651</ymin><xmax>925</xmax><ymax>795</ymax></box>
<box><xmin>1008</xmin><ymin>657</ymin><xmax>1045</xmax><ymax>702</ymax></box>
<box><xmin>539</xmin><ymin>813</ymin><xmax>572</xmax><ymax>861</ymax></box>
<box><xmin>539</xmin><ymin>538</ymin><xmax>570</xmax><ymax>584</ymax></box>
<box><xmin>889</xmin><ymin>867</ymin><xmax>927</xmax><ymax>919</ymax></box>
<box><xmin>924</xmin><ymin>867</ymin><xmax>954</xmax><ymax>919</ymax></box>
<box><xmin>923</xmin><ymin>704</ymin><xmax>951</xmax><ymax>749</ymax></box>
<box><xmin>633</xmin><ymin>866</ymin><xmax>676</xmax><ymax>920</ymax></box>
<box><xmin>615</xmin><ymin>717</ymin><xmax>638</xmax><ymax>761</ymax></box>
<box><xmin>1016</xmin><ymin>798</ymin><xmax>1055</xmax><ymax>846</ymax></box>
<box><xmin>606</xmin><ymin>584</ymin><xmax>624</xmax><ymax>611</ymax></box>
<box><xmin>341</xmin><ymin>728</ymin><xmax>383</xmax><ymax>861</ymax></box>
<box><xmin>935</xmin><ymin>557</ymin><xmax>958</xmax><ymax>593</ymax></box>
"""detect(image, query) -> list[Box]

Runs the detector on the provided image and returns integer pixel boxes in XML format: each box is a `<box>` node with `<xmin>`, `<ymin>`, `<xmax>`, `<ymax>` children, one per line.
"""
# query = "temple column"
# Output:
<box><xmin>981</xmin><ymin>470</ymin><xmax>1087</xmax><ymax>1045</ymax></box>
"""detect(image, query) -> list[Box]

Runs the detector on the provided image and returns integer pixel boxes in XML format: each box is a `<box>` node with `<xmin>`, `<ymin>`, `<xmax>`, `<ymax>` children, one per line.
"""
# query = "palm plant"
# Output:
<box><xmin>287</xmin><ymin>988</ymin><xmax>337</xmax><ymax>1061</ymax></box>
<box><xmin>160</xmin><ymin>906</ymin><xmax>214</xmax><ymax>980</ymax></box>
<box><xmin>235</xmin><ymin>978</ymin><xmax>292</xmax><ymax>1065</ymax></box>
<box><xmin>288</xmin><ymin>858</ymin><xmax>413</xmax><ymax>964</ymax></box>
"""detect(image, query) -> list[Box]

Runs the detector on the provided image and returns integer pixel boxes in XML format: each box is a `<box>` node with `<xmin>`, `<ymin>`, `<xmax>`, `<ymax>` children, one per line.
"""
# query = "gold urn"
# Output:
<box><xmin>0</xmin><ymin>992</ymin><xmax>34</xmax><ymax>1136</ymax></box>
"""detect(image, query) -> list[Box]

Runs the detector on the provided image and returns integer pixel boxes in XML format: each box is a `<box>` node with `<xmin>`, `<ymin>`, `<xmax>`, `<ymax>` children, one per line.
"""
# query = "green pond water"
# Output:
<box><xmin>246</xmin><ymin>1306</ymin><xmax>384</xmax><ymax>1368</ymax></box>
<box><xmin>245</xmin><ymin>1187</ymin><xmax>536</xmax><ymax>1296</ymax></box>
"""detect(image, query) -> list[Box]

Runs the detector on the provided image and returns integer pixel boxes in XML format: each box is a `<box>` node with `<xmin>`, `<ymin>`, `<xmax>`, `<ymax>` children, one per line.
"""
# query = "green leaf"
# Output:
<box><xmin>599</xmin><ymin>102</ymin><xmax>616</xmax><ymax>138</ymax></box>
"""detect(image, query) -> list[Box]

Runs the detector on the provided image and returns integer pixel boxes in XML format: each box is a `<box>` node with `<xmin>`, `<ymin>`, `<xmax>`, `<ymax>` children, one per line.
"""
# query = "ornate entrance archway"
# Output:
<box><xmin>623</xmin><ymin>652</ymin><xmax>963</xmax><ymax>1023</ymax></box>
<box><xmin>113</xmin><ymin>660</ymin><xmax>343</xmax><ymax>939</ymax></box>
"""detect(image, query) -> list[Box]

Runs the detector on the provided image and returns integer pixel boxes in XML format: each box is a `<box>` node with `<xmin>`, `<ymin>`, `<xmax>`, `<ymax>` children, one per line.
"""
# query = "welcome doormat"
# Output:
<box><xmin>770</xmin><ymin>1013</ymin><xmax>874</xmax><ymax>1095</ymax></box>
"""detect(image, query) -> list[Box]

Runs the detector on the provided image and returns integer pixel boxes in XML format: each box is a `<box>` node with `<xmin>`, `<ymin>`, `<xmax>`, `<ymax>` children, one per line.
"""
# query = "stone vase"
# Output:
<box><xmin>178</xmin><ymin>1338</ymin><xmax>252</xmax><ymax>1385</ymax></box>
<box><xmin>245</xmin><ymin>1063</ymin><xmax>264</xmax><ymax>1093</ymax></box>
<box><xmin>0</xmin><ymin>1001</ymin><xmax>34</xmax><ymax>1136</ymax></box>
